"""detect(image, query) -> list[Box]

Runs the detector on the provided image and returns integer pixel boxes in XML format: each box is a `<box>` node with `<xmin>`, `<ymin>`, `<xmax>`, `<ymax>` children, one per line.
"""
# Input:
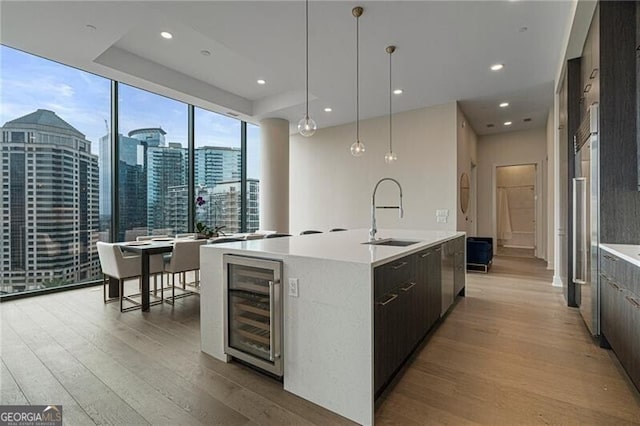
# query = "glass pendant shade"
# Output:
<box><xmin>298</xmin><ymin>115</ymin><xmax>317</xmax><ymax>137</ymax></box>
<box><xmin>350</xmin><ymin>140</ymin><xmax>365</xmax><ymax>156</ymax></box>
<box><xmin>384</xmin><ymin>151</ymin><xmax>397</xmax><ymax>163</ymax></box>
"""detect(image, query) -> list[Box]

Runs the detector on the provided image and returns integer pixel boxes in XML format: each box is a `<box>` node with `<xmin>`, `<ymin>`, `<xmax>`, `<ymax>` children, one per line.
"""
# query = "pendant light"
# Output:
<box><xmin>298</xmin><ymin>0</ymin><xmax>316</xmax><ymax>137</ymax></box>
<box><xmin>350</xmin><ymin>6</ymin><xmax>365</xmax><ymax>157</ymax></box>
<box><xmin>384</xmin><ymin>45</ymin><xmax>398</xmax><ymax>163</ymax></box>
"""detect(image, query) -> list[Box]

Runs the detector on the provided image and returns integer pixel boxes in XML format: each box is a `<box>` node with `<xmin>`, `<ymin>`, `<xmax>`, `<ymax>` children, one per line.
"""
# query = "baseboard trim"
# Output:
<box><xmin>502</xmin><ymin>245</ymin><xmax>535</xmax><ymax>249</ymax></box>
<box><xmin>552</xmin><ymin>275</ymin><xmax>563</xmax><ymax>287</ymax></box>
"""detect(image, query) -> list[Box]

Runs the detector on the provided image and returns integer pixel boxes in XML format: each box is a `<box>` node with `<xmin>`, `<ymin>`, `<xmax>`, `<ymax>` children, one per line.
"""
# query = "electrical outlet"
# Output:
<box><xmin>288</xmin><ymin>278</ymin><xmax>299</xmax><ymax>297</ymax></box>
<box><xmin>437</xmin><ymin>216</ymin><xmax>447</xmax><ymax>224</ymax></box>
<box><xmin>436</xmin><ymin>209</ymin><xmax>449</xmax><ymax>217</ymax></box>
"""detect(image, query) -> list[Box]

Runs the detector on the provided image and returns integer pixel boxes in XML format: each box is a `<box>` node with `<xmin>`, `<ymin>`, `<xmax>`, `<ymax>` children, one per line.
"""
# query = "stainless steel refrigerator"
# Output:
<box><xmin>573</xmin><ymin>103</ymin><xmax>599</xmax><ymax>336</ymax></box>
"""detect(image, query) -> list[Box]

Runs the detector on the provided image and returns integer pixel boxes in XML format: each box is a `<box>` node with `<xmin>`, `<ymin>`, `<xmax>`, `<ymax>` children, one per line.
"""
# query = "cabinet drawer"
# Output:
<box><xmin>619</xmin><ymin>259</ymin><xmax>640</xmax><ymax>297</ymax></box>
<box><xmin>374</xmin><ymin>254</ymin><xmax>414</xmax><ymax>299</ymax></box>
<box><xmin>600</xmin><ymin>250</ymin><xmax>619</xmax><ymax>277</ymax></box>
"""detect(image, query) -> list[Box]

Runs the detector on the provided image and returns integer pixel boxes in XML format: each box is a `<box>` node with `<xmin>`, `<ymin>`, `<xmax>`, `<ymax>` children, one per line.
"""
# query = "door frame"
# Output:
<box><xmin>491</xmin><ymin>161</ymin><xmax>545</xmax><ymax>258</ymax></box>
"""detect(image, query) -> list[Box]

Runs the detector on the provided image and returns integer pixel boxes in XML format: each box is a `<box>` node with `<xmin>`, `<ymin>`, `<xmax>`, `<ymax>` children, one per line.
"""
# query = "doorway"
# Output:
<box><xmin>495</xmin><ymin>164</ymin><xmax>537</xmax><ymax>258</ymax></box>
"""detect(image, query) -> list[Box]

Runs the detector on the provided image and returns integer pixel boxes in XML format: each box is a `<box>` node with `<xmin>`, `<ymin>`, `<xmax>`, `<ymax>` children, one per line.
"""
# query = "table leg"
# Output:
<box><xmin>141</xmin><ymin>251</ymin><xmax>150</xmax><ymax>312</ymax></box>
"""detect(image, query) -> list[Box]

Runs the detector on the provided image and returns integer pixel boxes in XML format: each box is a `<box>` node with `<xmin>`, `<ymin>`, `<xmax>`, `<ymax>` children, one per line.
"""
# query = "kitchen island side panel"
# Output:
<box><xmin>283</xmin><ymin>258</ymin><xmax>373</xmax><ymax>425</ymax></box>
<box><xmin>200</xmin><ymin>248</ymin><xmax>229</xmax><ymax>361</ymax></box>
<box><xmin>200</xmin><ymin>245</ymin><xmax>375</xmax><ymax>425</ymax></box>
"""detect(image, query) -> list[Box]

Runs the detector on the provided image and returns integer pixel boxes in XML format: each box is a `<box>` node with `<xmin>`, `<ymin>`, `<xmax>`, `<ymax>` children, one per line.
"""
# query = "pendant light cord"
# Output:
<box><xmin>305</xmin><ymin>0</ymin><xmax>309</xmax><ymax>119</ymax></box>
<box><xmin>389</xmin><ymin>49</ymin><xmax>392</xmax><ymax>153</ymax></box>
<box><xmin>356</xmin><ymin>13</ymin><xmax>360</xmax><ymax>143</ymax></box>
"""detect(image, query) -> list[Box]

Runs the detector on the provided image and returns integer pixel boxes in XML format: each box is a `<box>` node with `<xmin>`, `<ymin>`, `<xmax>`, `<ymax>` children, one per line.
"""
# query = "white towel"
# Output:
<box><xmin>497</xmin><ymin>188</ymin><xmax>513</xmax><ymax>240</ymax></box>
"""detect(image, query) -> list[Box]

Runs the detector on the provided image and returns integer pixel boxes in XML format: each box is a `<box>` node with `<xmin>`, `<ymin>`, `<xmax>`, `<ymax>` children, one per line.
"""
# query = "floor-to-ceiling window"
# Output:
<box><xmin>1</xmin><ymin>46</ymin><xmax>260</xmax><ymax>297</ymax></box>
<box><xmin>194</xmin><ymin>108</ymin><xmax>241</xmax><ymax>233</ymax></box>
<box><xmin>117</xmin><ymin>84</ymin><xmax>189</xmax><ymax>241</ymax></box>
<box><xmin>0</xmin><ymin>45</ymin><xmax>110</xmax><ymax>295</ymax></box>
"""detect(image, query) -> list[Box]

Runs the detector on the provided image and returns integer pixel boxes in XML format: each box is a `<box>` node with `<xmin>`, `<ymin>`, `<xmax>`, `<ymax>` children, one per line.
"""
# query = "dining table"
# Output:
<box><xmin>112</xmin><ymin>234</ymin><xmax>257</xmax><ymax>311</ymax></box>
<box><xmin>118</xmin><ymin>238</ymin><xmax>175</xmax><ymax>311</ymax></box>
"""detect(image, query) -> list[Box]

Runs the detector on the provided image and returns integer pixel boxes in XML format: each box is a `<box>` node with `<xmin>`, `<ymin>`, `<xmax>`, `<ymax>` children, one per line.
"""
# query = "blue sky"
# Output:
<box><xmin>0</xmin><ymin>45</ymin><xmax>260</xmax><ymax>178</ymax></box>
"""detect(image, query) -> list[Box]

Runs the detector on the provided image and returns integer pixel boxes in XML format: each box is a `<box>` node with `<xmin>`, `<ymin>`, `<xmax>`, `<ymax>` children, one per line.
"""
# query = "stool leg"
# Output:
<box><xmin>119</xmin><ymin>279</ymin><xmax>124</xmax><ymax>312</ymax></box>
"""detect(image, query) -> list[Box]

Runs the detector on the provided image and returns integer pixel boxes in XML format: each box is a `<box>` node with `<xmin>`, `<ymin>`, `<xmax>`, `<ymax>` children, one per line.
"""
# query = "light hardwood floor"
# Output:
<box><xmin>1</xmin><ymin>256</ymin><xmax>639</xmax><ymax>425</ymax></box>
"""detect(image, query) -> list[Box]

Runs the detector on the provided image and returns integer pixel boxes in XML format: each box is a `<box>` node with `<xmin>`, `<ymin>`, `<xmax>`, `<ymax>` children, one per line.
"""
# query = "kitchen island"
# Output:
<box><xmin>200</xmin><ymin>229</ymin><xmax>465</xmax><ymax>425</ymax></box>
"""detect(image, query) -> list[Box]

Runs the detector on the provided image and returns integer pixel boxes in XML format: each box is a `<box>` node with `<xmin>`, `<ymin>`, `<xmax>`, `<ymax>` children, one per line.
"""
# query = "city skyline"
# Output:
<box><xmin>1</xmin><ymin>109</ymin><xmax>260</xmax><ymax>294</ymax></box>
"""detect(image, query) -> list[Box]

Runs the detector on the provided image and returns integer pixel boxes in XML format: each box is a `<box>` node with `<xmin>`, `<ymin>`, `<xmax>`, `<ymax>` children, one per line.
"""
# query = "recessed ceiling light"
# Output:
<box><xmin>393</xmin><ymin>89</ymin><xmax>403</xmax><ymax>95</ymax></box>
<box><xmin>490</xmin><ymin>63</ymin><xmax>504</xmax><ymax>71</ymax></box>
<box><xmin>499</xmin><ymin>102</ymin><xmax>509</xmax><ymax>108</ymax></box>
<box><xmin>257</xmin><ymin>79</ymin><xmax>266</xmax><ymax>85</ymax></box>
<box><xmin>200</xmin><ymin>50</ymin><xmax>211</xmax><ymax>56</ymax></box>
<box><xmin>324</xmin><ymin>107</ymin><xmax>332</xmax><ymax>112</ymax></box>
<box><xmin>160</xmin><ymin>31</ymin><xmax>173</xmax><ymax>39</ymax></box>
<box><xmin>504</xmin><ymin>121</ymin><xmax>512</xmax><ymax>126</ymax></box>
<box><xmin>86</xmin><ymin>24</ymin><xmax>97</xmax><ymax>31</ymax></box>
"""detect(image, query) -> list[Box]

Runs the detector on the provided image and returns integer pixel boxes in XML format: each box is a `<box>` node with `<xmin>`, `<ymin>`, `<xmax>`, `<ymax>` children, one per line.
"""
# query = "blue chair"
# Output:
<box><xmin>467</xmin><ymin>237</ymin><xmax>493</xmax><ymax>273</ymax></box>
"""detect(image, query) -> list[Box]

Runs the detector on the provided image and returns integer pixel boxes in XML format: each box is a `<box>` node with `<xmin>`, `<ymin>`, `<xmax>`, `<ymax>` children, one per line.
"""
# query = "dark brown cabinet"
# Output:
<box><xmin>599</xmin><ymin>250</ymin><xmax>640</xmax><ymax>392</ymax></box>
<box><xmin>453</xmin><ymin>236</ymin><xmax>466</xmax><ymax>297</ymax></box>
<box><xmin>416</xmin><ymin>247</ymin><xmax>442</xmax><ymax>333</ymax></box>
<box><xmin>374</xmin><ymin>253</ymin><xmax>415</xmax><ymax>395</ymax></box>
<box><xmin>373</xmin><ymin>240</ymin><xmax>462</xmax><ymax>396</ymax></box>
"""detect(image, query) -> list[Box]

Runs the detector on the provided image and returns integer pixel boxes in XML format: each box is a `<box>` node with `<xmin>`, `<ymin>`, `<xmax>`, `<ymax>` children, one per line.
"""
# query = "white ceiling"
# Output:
<box><xmin>0</xmin><ymin>1</ymin><xmax>574</xmax><ymax>136</ymax></box>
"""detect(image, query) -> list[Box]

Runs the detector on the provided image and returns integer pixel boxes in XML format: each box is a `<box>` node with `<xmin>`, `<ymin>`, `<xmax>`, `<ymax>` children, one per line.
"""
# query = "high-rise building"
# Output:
<box><xmin>209</xmin><ymin>179</ymin><xmax>260</xmax><ymax>233</ymax></box>
<box><xmin>0</xmin><ymin>109</ymin><xmax>99</xmax><ymax>293</ymax></box>
<box><xmin>147</xmin><ymin>143</ymin><xmax>187</xmax><ymax>233</ymax></box>
<box><xmin>128</xmin><ymin>127</ymin><xmax>166</xmax><ymax>149</ymax></box>
<box><xmin>158</xmin><ymin>146</ymin><xmax>245</xmax><ymax>234</ymax></box>
<box><xmin>98</xmin><ymin>132</ymin><xmax>143</xmax><ymax>218</ymax></box>
<box><xmin>195</xmin><ymin>146</ymin><xmax>241</xmax><ymax>187</ymax></box>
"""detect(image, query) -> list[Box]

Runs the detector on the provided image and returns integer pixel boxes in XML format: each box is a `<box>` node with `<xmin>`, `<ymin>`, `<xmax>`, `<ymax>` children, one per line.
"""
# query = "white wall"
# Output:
<box><xmin>477</xmin><ymin>128</ymin><xmax>548</xmax><ymax>258</ymax></box>
<box><xmin>289</xmin><ymin>102</ymin><xmax>458</xmax><ymax>234</ymax></box>
<box><xmin>456</xmin><ymin>104</ymin><xmax>478</xmax><ymax>235</ymax></box>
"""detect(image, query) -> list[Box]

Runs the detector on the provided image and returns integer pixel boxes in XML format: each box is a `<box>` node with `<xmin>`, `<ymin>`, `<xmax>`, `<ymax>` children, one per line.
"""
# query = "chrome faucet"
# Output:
<box><xmin>370</xmin><ymin>178</ymin><xmax>404</xmax><ymax>242</ymax></box>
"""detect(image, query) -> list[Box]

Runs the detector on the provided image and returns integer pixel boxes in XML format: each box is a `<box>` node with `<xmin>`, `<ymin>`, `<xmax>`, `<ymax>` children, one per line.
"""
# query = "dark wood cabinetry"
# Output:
<box><xmin>599</xmin><ymin>250</ymin><xmax>640</xmax><ymax>392</ymax></box>
<box><xmin>374</xmin><ymin>239</ymin><xmax>464</xmax><ymax>396</ymax></box>
<box><xmin>453</xmin><ymin>237</ymin><xmax>465</xmax><ymax>296</ymax></box>
<box><xmin>599</xmin><ymin>1</ymin><xmax>640</xmax><ymax>243</ymax></box>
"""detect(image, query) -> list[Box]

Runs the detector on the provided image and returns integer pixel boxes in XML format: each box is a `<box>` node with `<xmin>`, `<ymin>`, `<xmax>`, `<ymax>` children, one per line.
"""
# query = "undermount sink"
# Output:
<box><xmin>362</xmin><ymin>238</ymin><xmax>422</xmax><ymax>247</ymax></box>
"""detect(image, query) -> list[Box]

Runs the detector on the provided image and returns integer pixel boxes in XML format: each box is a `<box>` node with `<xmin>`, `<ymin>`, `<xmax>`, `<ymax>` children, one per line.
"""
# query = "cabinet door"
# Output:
<box><xmin>618</xmin><ymin>288</ymin><xmax>636</xmax><ymax>386</ymax></box>
<box><xmin>397</xmin><ymin>281</ymin><xmax>418</xmax><ymax>360</ymax></box>
<box><xmin>453</xmin><ymin>237</ymin><xmax>465</xmax><ymax>296</ymax></box>
<box><xmin>625</xmin><ymin>290</ymin><xmax>640</xmax><ymax>390</ymax></box>
<box><xmin>600</xmin><ymin>274</ymin><xmax>621</xmax><ymax>350</ymax></box>
<box><xmin>374</xmin><ymin>290</ymin><xmax>401</xmax><ymax>395</ymax></box>
<box><xmin>414</xmin><ymin>249</ymin><xmax>431</xmax><ymax>339</ymax></box>
<box><xmin>428</xmin><ymin>247</ymin><xmax>442</xmax><ymax>327</ymax></box>
<box><xmin>441</xmin><ymin>243</ymin><xmax>455</xmax><ymax>316</ymax></box>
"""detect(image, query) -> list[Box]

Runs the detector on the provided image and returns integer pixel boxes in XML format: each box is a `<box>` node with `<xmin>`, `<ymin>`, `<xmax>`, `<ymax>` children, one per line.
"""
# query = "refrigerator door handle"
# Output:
<box><xmin>573</xmin><ymin>177</ymin><xmax>587</xmax><ymax>285</ymax></box>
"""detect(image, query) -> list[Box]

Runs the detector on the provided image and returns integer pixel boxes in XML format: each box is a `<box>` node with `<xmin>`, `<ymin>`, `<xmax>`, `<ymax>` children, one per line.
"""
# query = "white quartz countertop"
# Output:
<box><xmin>600</xmin><ymin>243</ymin><xmax>640</xmax><ymax>268</ymax></box>
<box><xmin>202</xmin><ymin>229</ymin><xmax>464</xmax><ymax>267</ymax></box>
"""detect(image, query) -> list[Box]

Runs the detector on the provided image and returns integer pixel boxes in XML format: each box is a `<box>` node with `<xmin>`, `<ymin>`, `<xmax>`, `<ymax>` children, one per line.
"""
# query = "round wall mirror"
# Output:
<box><xmin>460</xmin><ymin>173</ymin><xmax>470</xmax><ymax>214</ymax></box>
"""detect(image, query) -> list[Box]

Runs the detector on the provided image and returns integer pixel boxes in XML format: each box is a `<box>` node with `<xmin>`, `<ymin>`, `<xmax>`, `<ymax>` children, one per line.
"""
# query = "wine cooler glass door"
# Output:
<box><xmin>224</xmin><ymin>255</ymin><xmax>282</xmax><ymax>376</ymax></box>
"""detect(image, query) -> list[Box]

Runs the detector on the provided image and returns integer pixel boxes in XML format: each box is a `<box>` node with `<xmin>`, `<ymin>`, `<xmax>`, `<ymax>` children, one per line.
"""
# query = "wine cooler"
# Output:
<box><xmin>223</xmin><ymin>254</ymin><xmax>283</xmax><ymax>376</ymax></box>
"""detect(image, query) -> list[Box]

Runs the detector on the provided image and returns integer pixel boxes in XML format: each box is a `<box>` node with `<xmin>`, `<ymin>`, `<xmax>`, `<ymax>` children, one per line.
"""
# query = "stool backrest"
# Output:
<box><xmin>168</xmin><ymin>239</ymin><xmax>207</xmax><ymax>273</ymax></box>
